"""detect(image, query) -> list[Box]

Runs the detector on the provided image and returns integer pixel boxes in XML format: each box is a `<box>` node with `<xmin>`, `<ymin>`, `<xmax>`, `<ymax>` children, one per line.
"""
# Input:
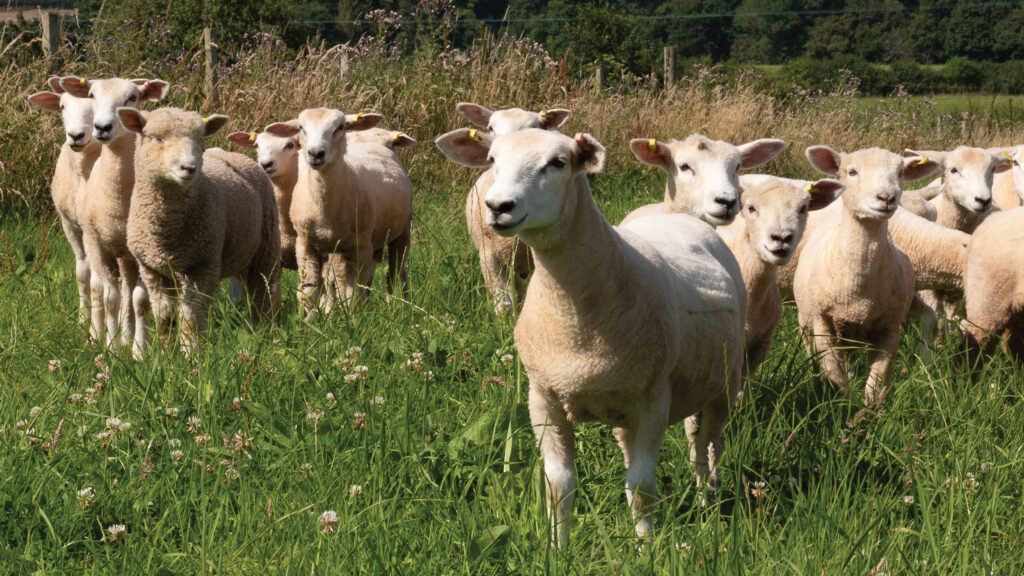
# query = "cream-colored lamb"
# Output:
<box><xmin>990</xmin><ymin>146</ymin><xmax>1023</xmax><ymax>210</ymax></box>
<box><xmin>964</xmin><ymin>207</ymin><xmax>1024</xmax><ymax>362</ymax></box>
<box><xmin>227</xmin><ymin>128</ymin><xmax>301</xmax><ymax>270</ymax></box>
<box><xmin>61</xmin><ymin>77</ymin><xmax>168</xmax><ymax>351</ymax></box>
<box><xmin>28</xmin><ymin>76</ymin><xmax>101</xmax><ymax>328</ymax></box>
<box><xmin>457</xmin><ymin>102</ymin><xmax>572</xmax><ymax>313</ymax></box>
<box><xmin>794</xmin><ymin>146</ymin><xmax>939</xmax><ymax>405</ymax></box>
<box><xmin>346</xmin><ymin>127</ymin><xmax>416</xmax><ymax>150</ymax></box>
<box><xmin>264</xmin><ymin>108</ymin><xmax>412</xmax><ymax>315</ymax></box>
<box><xmin>436</xmin><ymin>128</ymin><xmax>745</xmax><ymax>545</ymax></box>
<box><xmin>620</xmin><ymin>135</ymin><xmax>786</xmax><ymax>227</ymax></box>
<box><xmin>119</xmin><ymin>107</ymin><xmax>280</xmax><ymax>356</ymax></box>
<box><xmin>903</xmin><ymin>146</ymin><xmax>1010</xmax><ymax>232</ymax></box>
<box><xmin>718</xmin><ymin>177</ymin><xmax>842</xmax><ymax>378</ymax></box>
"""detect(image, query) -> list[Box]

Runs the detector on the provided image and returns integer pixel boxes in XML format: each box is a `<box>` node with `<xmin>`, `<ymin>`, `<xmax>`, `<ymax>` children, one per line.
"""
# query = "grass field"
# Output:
<box><xmin>2</xmin><ymin>163</ymin><xmax>1024</xmax><ymax>574</ymax></box>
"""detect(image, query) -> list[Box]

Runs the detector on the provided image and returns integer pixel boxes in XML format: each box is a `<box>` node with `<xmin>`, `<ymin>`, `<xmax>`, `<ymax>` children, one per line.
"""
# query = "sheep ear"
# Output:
<box><xmin>391</xmin><ymin>132</ymin><xmax>416</xmax><ymax>149</ymax></box>
<box><xmin>539</xmin><ymin>108</ymin><xmax>571</xmax><ymax>130</ymax></box>
<box><xmin>46</xmin><ymin>76</ymin><xmax>64</xmax><ymax>94</ymax></box>
<box><xmin>737</xmin><ymin>138</ymin><xmax>786</xmax><ymax>169</ymax></box>
<box><xmin>345</xmin><ymin>113</ymin><xmax>383</xmax><ymax>132</ymax></box>
<box><xmin>201</xmin><ymin>114</ymin><xmax>229</xmax><ymax>137</ymax></box>
<box><xmin>573</xmin><ymin>132</ymin><xmax>606</xmax><ymax>174</ymax></box>
<box><xmin>434</xmin><ymin>128</ymin><xmax>493</xmax><ymax>168</ymax></box>
<box><xmin>60</xmin><ymin>76</ymin><xmax>91</xmax><ymax>98</ymax></box>
<box><xmin>265</xmin><ymin>120</ymin><xmax>300</xmax><ymax>138</ymax></box>
<box><xmin>807</xmin><ymin>179</ymin><xmax>844</xmax><ymax>211</ymax></box>
<box><xmin>904</xmin><ymin>148</ymin><xmax>946</xmax><ymax>164</ymax></box>
<box><xmin>117</xmin><ymin>107</ymin><xmax>146</xmax><ymax>134</ymax></box>
<box><xmin>629</xmin><ymin>138</ymin><xmax>670</xmax><ymax>169</ymax></box>
<box><xmin>227</xmin><ymin>131</ymin><xmax>259</xmax><ymax>149</ymax></box>
<box><xmin>132</xmin><ymin>79</ymin><xmax>170</xmax><ymax>102</ymax></box>
<box><xmin>903</xmin><ymin>156</ymin><xmax>941</xmax><ymax>181</ymax></box>
<box><xmin>805</xmin><ymin>145</ymin><xmax>843</xmax><ymax>176</ymax></box>
<box><xmin>992</xmin><ymin>151</ymin><xmax>1014</xmax><ymax>174</ymax></box>
<box><xmin>456</xmin><ymin>102</ymin><xmax>493</xmax><ymax>128</ymax></box>
<box><xmin>27</xmin><ymin>91</ymin><xmax>62</xmax><ymax>112</ymax></box>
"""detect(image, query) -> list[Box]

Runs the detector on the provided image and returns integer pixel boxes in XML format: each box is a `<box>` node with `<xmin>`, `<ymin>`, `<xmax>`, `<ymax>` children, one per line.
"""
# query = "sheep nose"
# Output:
<box><xmin>94</xmin><ymin>122</ymin><xmax>113</xmax><ymax>133</ymax></box>
<box><xmin>260</xmin><ymin>160</ymin><xmax>275</xmax><ymax>170</ymax></box>
<box><xmin>68</xmin><ymin>131</ymin><xmax>86</xmax><ymax>142</ymax></box>
<box><xmin>714</xmin><ymin>195</ymin><xmax>737</xmax><ymax>212</ymax></box>
<box><xmin>179</xmin><ymin>164</ymin><xmax>197</xmax><ymax>176</ymax></box>
<box><xmin>485</xmin><ymin>199</ymin><xmax>516</xmax><ymax>214</ymax></box>
<box><xmin>308</xmin><ymin>149</ymin><xmax>326</xmax><ymax>161</ymax></box>
<box><xmin>876</xmin><ymin>192</ymin><xmax>896</xmax><ymax>204</ymax></box>
<box><xmin>975</xmin><ymin>196</ymin><xmax>991</xmax><ymax>208</ymax></box>
<box><xmin>770</xmin><ymin>231</ymin><xmax>794</xmax><ymax>244</ymax></box>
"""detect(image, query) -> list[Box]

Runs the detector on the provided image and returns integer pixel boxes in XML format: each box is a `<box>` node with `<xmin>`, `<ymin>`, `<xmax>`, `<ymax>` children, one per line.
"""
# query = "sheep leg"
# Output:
<box><xmin>84</xmin><ymin>234</ymin><xmax>117</xmax><ymax>346</ymax></box>
<box><xmin>58</xmin><ymin>214</ymin><xmax>90</xmax><ymax>327</ymax></box>
<box><xmin>528</xmin><ymin>385</ymin><xmax>575</xmax><ymax>548</ymax></box>
<box><xmin>909</xmin><ymin>293</ymin><xmax>936</xmax><ymax>362</ymax></box>
<box><xmin>177</xmin><ymin>272</ymin><xmax>217</xmax><ymax>356</ymax></box>
<box><xmin>685</xmin><ymin>391</ymin><xmax>729</xmax><ymax>504</ymax></box>
<box><xmin>131</xmin><ymin>275</ymin><xmax>149</xmax><ymax>361</ymax></box>
<box><xmin>386</xmin><ymin>228</ymin><xmax>411</xmax><ymax>301</ymax></box>
<box><xmin>921</xmin><ymin>290</ymin><xmax>946</xmax><ymax>345</ymax></box>
<box><xmin>614</xmin><ymin>405</ymin><xmax>668</xmax><ymax>538</ymax></box>
<box><xmin>295</xmin><ymin>235</ymin><xmax>323</xmax><ymax>318</ymax></box>
<box><xmin>137</xmin><ymin>265</ymin><xmax>172</xmax><ymax>350</ymax></box>
<box><xmin>865</xmin><ymin>331</ymin><xmax>901</xmax><ymax>407</ymax></box>
<box><xmin>117</xmin><ymin>258</ymin><xmax>139</xmax><ymax>349</ymax></box>
<box><xmin>806</xmin><ymin>317</ymin><xmax>850</xmax><ymax>395</ymax></box>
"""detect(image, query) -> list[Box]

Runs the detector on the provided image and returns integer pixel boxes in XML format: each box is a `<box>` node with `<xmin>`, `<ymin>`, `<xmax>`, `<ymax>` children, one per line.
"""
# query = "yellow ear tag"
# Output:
<box><xmin>392</xmin><ymin>132</ymin><xmax>401</xmax><ymax>143</ymax></box>
<box><xmin>539</xmin><ymin>110</ymin><xmax>548</xmax><ymax>119</ymax></box>
<box><xmin>1003</xmin><ymin>150</ymin><xmax>1014</xmax><ymax>162</ymax></box>
<box><xmin>249</xmin><ymin>131</ymin><xmax>257</xmax><ymax>142</ymax></box>
<box><xmin>806</xmin><ymin>183</ymin><xmax>817</xmax><ymax>193</ymax></box>
<box><xmin>202</xmin><ymin>117</ymin><xmax>210</xmax><ymax>125</ymax></box>
<box><xmin>468</xmin><ymin>128</ymin><xmax>482</xmax><ymax>143</ymax></box>
<box><xmin>912</xmin><ymin>157</ymin><xmax>928</xmax><ymax>167</ymax></box>
<box><xmin>79</xmin><ymin>77</ymin><xmax>86</xmax><ymax>85</ymax></box>
<box><xmin>648</xmin><ymin>138</ymin><xmax>657</xmax><ymax>152</ymax></box>
<box><xmin>353</xmin><ymin>113</ymin><xmax>363</xmax><ymax>124</ymax></box>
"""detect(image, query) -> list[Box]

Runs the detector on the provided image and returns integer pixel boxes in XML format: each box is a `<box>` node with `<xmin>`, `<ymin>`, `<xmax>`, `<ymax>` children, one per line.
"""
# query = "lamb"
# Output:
<box><xmin>456</xmin><ymin>102</ymin><xmax>572</xmax><ymax>313</ymax></box>
<box><xmin>60</xmin><ymin>77</ymin><xmax>169</xmax><ymax>352</ymax></box>
<box><xmin>227</xmin><ymin>128</ymin><xmax>302</xmax><ymax>270</ymax></box>
<box><xmin>619</xmin><ymin>135</ymin><xmax>786</xmax><ymax>227</ymax></box>
<box><xmin>964</xmin><ymin>207</ymin><xmax>1024</xmax><ymax>362</ymax></box>
<box><xmin>264</xmin><ymin>108</ymin><xmax>412</xmax><ymax>315</ymax></box>
<box><xmin>990</xmin><ymin>146</ymin><xmax>1023</xmax><ymax>210</ymax></box>
<box><xmin>718</xmin><ymin>177</ymin><xmax>843</xmax><ymax>379</ymax></box>
<box><xmin>794</xmin><ymin>146</ymin><xmax>940</xmax><ymax>405</ymax></box>
<box><xmin>346</xmin><ymin>127</ymin><xmax>416</xmax><ymax>150</ymax></box>
<box><xmin>435</xmin><ymin>128</ymin><xmax>746</xmax><ymax>545</ymax></box>
<box><xmin>27</xmin><ymin>76</ymin><xmax>101</xmax><ymax>329</ymax></box>
<box><xmin>118</xmin><ymin>107</ymin><xmax>280</xmax><ymax>356</ymax></box>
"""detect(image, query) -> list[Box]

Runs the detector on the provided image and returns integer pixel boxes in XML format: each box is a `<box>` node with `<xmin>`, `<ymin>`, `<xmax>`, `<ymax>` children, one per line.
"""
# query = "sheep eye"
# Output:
<box><xmin>151</xmin><ymin>135</ymin><xmax>162</xmax><ymax>143</ymax></box>
<box><xmin>847</xmin><ymin>168</ymin><xmax>858</xmax><ymax>177</ymax></box>
<box><xmin>546</xmin><ymin>158</ymin><xmax>566</xmax><ymax>170</ymax></box>
<box><xmin>679</xmin><ymin>163</ymin><xmax>692</xmax><ymax>173</ymax></box>
<box><xmin>950</xmin><ymin>167</ymin><xmax>959</xmax><ymax>175</ymax></box>
<box><xmin>126</xmin><ymin>96</ymin><xmax>137</xmax><ymax>105</ymax></box>
<box><xmin>747</xmin><ymin>204</ymin><xmax>757</xmax><ymax>214</ymax></box>
<box><xmin>285</xmin><ymin>142</ymin><xmax>294</xmax><ymax>150</ymax></box>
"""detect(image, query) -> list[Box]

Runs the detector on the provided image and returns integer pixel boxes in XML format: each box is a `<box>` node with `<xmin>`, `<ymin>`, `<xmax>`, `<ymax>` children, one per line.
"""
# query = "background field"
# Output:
<box><xmin>2</xmin><ymin>17</ymin><xmax>1024</xmax><ymax>576</ymax></box>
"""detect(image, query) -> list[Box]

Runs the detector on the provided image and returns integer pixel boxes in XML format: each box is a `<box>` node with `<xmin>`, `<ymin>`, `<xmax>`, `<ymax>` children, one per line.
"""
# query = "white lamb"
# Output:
<box><xmin>964</xmin><ymin>207</ymin><xmax>1024</xmax><ymax>363</ymax></box>
<box><xmin>119</xmin><ymin>107</ymin><xmax>281</xmax><ymax>356</ymax></box>
<box><xmin>27</xmin><ymin>76</ymin><xmax>100</xmax><ymax>328</ymax></box>
<box><xmin>718</xmin><ymin>177</ymin><xmax>843</xmax><ymax>378</ymax></box>
<box><xmin>794</xmin><ymin>146</ymin><xmax>939</xmax><ymax>405</ymax></box>
<box><xmin>990</xmin><ymin>146</ymin><xmax>1023</xmax><ymax>210</ymax></box>
<box><xmin>456</xmin><ymin>102</ymin><xmax>572</xmax><ymax>313</ymax></box>
<box><xmin>436</xmin><ymin>128</ymin><xmax>746</xmax><ymax>545</ymax></box>
<box><xmin>264</xmin><ymin>109</ymin><xmax>413</xmax><ymax>315</ymax></box>
<box><xmin>620</xmin><ymin>135</ymin><xmax>786</xmax><ymax>227</ymax></box>
<box><xmin>60</xmin><ymin>77</ymin><xmax>169</xmax><ymax>351</ymax></box>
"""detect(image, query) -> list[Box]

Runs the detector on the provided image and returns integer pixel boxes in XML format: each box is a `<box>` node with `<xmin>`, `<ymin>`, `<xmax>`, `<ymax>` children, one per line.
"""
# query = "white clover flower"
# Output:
<box><xmin>16</xmin><ymin>420</ymin><xmax>27</xmax><ymax>430</ymax></box>
<box><xmin>29</xmin><ymin>406</ymin><xmax>42</xmax><ymax>418</ymax></box>
<box><xmin>981</xmin><ymin>462</ymin><xmax>994</xmax><ymax>473</ymax></box>
<box><xmin>318</xmin><ymin>510</ymin><xmax>339</xmax><ymax>534</ymax></box>
<box><xmin>349</xmin><ymin>484</ymin><xmax>363</xmax><ymax>498</ymax></box>
<box><xmin>224</xmin><ymin>467</ymin><xmax>239</xmax><ymax>480</ymax></box>
<box><xmin>105</xmin><ymin>417</ymin><xmax>122</xmax><ymax>432</ymax></box>
<box><xmin>48</xmin><ymin>359</ymin><xmax>61</xmax><ymax>373</ymax></box>
<box><xmin>232</xmin><ymin>397</ymin><xmax>243</xmax><ymax>408</ymax></box>
<box><xmin>107</xmin><ymin>524</ymin><xmax>126</xmax><ymax>542</ymax></box>
<box><xmin>963</xmin><ymin>472</ymin><xmax>979</xmax><ymax>491</ymax></box>
<box><xmin>902</xmin><ymin>495</ymin><xmax>915</xmax><ymax>506</ymax></box>
<box><xmin>675</xmin><ymin>542</ymin><xmax>692</xmax><ymax>554</ymax></box>
<box><xmin>372</xmin><ymin>396</ymin><xmax>385</xmax><ymax>406</ymax></box>
<box><xmin>186</xmin><ymin>416</ymin><xmax>202</xmax><ymax>433</ymax></box>
<box><xmin>326</xmin><ymin>392</ymin><xmax>337</xmax><ymax>408</ymax></box>
<box><xmin>500</xmin><ymin>354</ymin><xmax>514</xmax><ymax>366</ymax></box>
<box><xmin>307</xmin><ymin>409</ymin><xmax>323</xmax><ymax>422</ymax></box>
<box><xmin>76</xmin><ymin>487</ymin><xmax>94</xmax><ymax>509</ymax></box>
<box><xmin>67</xmin><ymin>393</ymin><xmax>83</xmax><ymax>404</ymax></box>
<box><xmin>171</xmin><ymin>450</ymin><xmax>184</xmax><ymax>462</ymax></box>
<box><xmin>169</xmin><ymin>438</ymin><xmax>182</xmax><ymax>448</ymax></box>
<box><xmin>164</xmin><ymin>406</ymin><xmax>179</xmax><ymax>418</ymax></box>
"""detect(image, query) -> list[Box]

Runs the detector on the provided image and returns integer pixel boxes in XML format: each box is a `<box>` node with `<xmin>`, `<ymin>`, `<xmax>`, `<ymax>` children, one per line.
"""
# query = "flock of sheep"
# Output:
<box><xmin>28</xmin><ymin>75</ymin><xmax>1024</xmax><ymax>545</ymax></box>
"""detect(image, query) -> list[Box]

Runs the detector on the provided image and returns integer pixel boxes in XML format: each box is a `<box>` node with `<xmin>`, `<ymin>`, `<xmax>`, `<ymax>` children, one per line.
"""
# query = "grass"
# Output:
<box><xmin>2</xmin><ymin>19</ymin><xmax>1024</xmax><ymax>575</ymax></box>
<box><xmin>2</xmin><ymin>166</ymin><xmax>1024</xmax><ymax>574</ymax></box>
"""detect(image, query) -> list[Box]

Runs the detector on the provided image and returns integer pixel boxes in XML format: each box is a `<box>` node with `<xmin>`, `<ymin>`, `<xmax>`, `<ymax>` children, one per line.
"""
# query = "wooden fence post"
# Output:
<box><xmin>204</xmin><ymin>27</ymin><xmax>219</xmax><ymax>105</ymax></box>
<box><xmin>41</xmin><ymin>11</ymin><xmax>60</xmax><ymax>71</ymax></box>
<box><xmin>663</xmin><ymin>45</ymin><xmax>675</xmax><ymax>89</ymax></box>
<box><xmin>594</xmin><ymin>67</ymin><xmax>603</xmax><ymax>92</ymax></box>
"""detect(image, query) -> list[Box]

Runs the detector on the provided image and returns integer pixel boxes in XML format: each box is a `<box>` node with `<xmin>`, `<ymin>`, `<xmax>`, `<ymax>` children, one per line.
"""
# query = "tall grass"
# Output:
<box><xmin>1</xmin><ymin>21</ymin><xmax>1023</xmax><ymax>575</ymax></box>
